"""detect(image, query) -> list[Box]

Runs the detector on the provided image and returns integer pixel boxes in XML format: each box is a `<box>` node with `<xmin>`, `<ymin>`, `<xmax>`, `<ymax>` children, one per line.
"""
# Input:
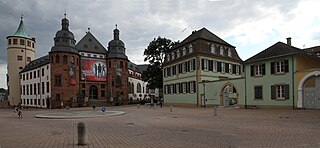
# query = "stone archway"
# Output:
<box><xmin>89</xmin><ymin>85</ymin><xmax>98</xmax><ymax>99</ymax></box>
<box><xmin>298</xmin><ymin>71</ymin><xmax>320</xmax><ymax>109</ymax></box>
<box><xmin>221</xmin><ymin>83</ymin><xmax>238</xmax><ymax>107</ymax></box>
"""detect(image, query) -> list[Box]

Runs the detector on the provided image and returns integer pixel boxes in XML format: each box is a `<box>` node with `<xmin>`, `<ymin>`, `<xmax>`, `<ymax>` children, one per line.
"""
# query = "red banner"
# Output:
<box><xmin>81</xmin><ymin>58</ymin><xmax>107</xmax><ymax>81</ymax></box>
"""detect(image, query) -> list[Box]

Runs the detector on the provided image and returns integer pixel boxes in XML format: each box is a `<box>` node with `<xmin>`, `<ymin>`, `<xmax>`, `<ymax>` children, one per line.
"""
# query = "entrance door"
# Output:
<box><xmin>89</xmin><ymin>85</ymin><xmax>98</xmax><ymax>99</ymax></box>
<box><xmin>303</xmin><ymin>76</ymin><xmax>320</xmax><ymax>109</ymax></box>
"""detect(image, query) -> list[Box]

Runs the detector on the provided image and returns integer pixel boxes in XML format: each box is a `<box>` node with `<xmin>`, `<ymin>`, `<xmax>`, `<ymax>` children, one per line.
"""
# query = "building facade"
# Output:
<box><xmin>163</xmin><ymin>28</ymin><xmax>243</xmax><ymax>107</ymax></box>
<box><xmin>6</xmin><ymin>16</ymin><xmax>154</xmax><ymax>108</ymax></box>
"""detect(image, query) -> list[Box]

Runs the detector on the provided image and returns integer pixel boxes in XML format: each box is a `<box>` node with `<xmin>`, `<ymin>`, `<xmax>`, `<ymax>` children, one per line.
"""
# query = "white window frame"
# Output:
<box><xmin>167</xmin><ymin>54</ymin><xmax>170</xmax><ymax>62</ymax></box>
<box><xmin>221</xmin><ymin>62</ymin><xmax>225</xmax><ymax>73</ymax></box>
<box><xmin>176</xmin><ymin>83</ymin><xmax>180</xmax><ymax>94</ymax></box>
<box><xmin>177</xmin><ymin>50</ymin><xmax>180</xmax><ymax>58</ymax></box>
<box><xmin>228</xmin><ymin>48</ymin><xmax>232</xmax><ymax>57</ymax></box>
<box><xmin>183</xmin><ymin>82</ymin><xmax>187</xmax><ymax>93</ymax></box>
<box><xmin>189</xmin><ymin>44</ymin><xmax>193</xmax><ymax>53</ymax></box>
<box><xmin>182</xmin><ymin>62</ymin><xmax>186</xmax><ymax>73</ymax></box>
<box><xmin>170</xmin><ymin>84</ymin><xmax>174</xmax><ymax>94</ymax></box>
<box><xmin>255</xmin><ymin>65</ymin><xmax>262</xmax><ymax>76</ymax></box>
<box><xmin>276</xmin><ymin>85</ymin><xmax>285</xmax><ymax>100</ymax></box>
<box><xmin>276</xmin><ymin>61</ymin><xmax>285</xmax><ymax>73</ymax></box>
<box><xmin>229</xmin><ymin>63</ymin><xmax>232</xmax><ymax>74</ymax></box>
<box><xmin>182</xmin><ymin>47</ymin><xmax>186</xmax><ymax>56</ymax></box>
<box><xmin>210</xmin><ymin>44</ymin><xmax>215</xmax><ymax>54</ymax></box>
<box><xmin>236</xmin><ymin>65</ymin><xmax>240</xmax><ymax>75</ymax></box>
<box><xmin>220</xmin><ymin>46</ymin><xmax>224</xmax><ymax>56</ymax></box>
<box><xmin>190</xmin><ymin>60</ymin><xmax>194</xmax><ymax>71</ymax></box>
<box><xmin>203</xmin><ymin>59</ymin><xmax>209</xmax><ymax>71</ymax></box>
<box><xmin>171</xmin><ymin>52</ymin><xmax>175</xmax><ymax>60</ymax></box>
<box><xmin>190</xmin><ymin>81</ymin><xmax>195</xmax><ymax>93</ymax></box>
<box><xmin>213</xmin><ymin>61</ymin><xmax>217</xmax><ymax>72</ymax></box>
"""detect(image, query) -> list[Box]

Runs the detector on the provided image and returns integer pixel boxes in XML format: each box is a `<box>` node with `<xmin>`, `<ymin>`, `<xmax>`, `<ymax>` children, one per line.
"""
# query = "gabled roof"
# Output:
<box><xmin>137</xmin><ymin>64</ymin><xmax>149</xmax><ymax>73</ymax></box>
<box><xmin>304</xmin><ymin>45</ymin><xmax>320</xmax><ymax>53</ymax></box>
<box><xmin>177</xmin><ymin>27</ymin><xmax>234</xmax><ymax>48</ymax></box>
<box><xmin>20</xmin><ymin>55</ymin><xmax>50</xmax><ymax>73</ymax></box>
<box><xmin>245</xmin><ymin>42</ymin><xmax>319</xmax><ymax>63</ymax></box>
<box><xmin>76</xmin><ymin>32</ymin><xmax>107</xmax><ymax>54</ymax></box>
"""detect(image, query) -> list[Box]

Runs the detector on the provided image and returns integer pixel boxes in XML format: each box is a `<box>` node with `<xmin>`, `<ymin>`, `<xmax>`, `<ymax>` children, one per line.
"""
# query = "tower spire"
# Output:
<box><xmin>13</xmin><ymin>15</ymin><xmax>30</xmax><ymax>39</ymax></box>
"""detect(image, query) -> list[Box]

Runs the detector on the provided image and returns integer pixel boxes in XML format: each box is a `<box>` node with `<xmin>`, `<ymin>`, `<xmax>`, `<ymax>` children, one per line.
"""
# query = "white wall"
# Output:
<box><xmin>20</xmin><ymin>64</ymin><xmax>51</xmax><ymax>108</ymax></box>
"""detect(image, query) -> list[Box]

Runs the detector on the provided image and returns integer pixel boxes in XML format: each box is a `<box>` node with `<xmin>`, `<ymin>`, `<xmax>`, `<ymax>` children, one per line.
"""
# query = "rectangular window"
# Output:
<box><xmin>26</xmin><ymin>85</ymin><xmax>29</xmax><ymax>95</ymax></box>
<box><xmin>212</xmin><ymin>61</ymin><xmax>217</xmax><ymax>72</ymax></box>
<box><xmin>221</xmin><ymin>62</ymin><xmax>225</xmax><ymax>73</ymax></box>
<box><xmin>27</xmin><ymin>41</ymin><xmax>31</xmax><ymax>47</ymax></box>
<box><xmin>42</xmin><ymin>68</ymin><xmax>44</xmax><ymax>76</ymax></box>
<box><xmin>172</xmin><ymin>65</ymin><xmax>176</xmax><ymax>75</ymax></box>
<box><xmin>30</xmin><ymin>72</ymin><xmax>32</xmax><ymax>79</ymax></box>
<box><xmin>236</xmin><ymin>65</ymin><xmax>240</xmax><ymax>75</ymax></box>
<box><xmin>37</xmin><ymin>70</ymin><xmax>40</xmax><ymax>77</ymax></box>
<box><xmin>42</xmin><ymin>82</ymin><xmax>45</xmax><ymax>94</ymax></box>
<box><xmin>176</xmin><ymin>83</ymin><xmax>180</xmax><ymax>94</ymax></box>
<box><xmin>34</xmin><ymin>83</ymin><xmax>37</xmax><ymax>95</ymax></box>
<box><xmin>20</xmin><ymin>39</ymin><xmax>25</xmax><ymax>45</ymax></box>
<box><xmin>23</xmin><ymin>85</ymin><xmax>25</xmax><ymax>95</ymax></box>
<box><xmin>272</xmin><ymin>60</ymin><xmax>288</xmax><ymax>74</ymax></box>
<box><xmin>38</xmin><ymin>83</ymin><xmax>40</xmax><ymax>95</ymax></box>
<box><xmin>13</xmin><ymin>39</ymin><xmax>17</xmax><ymax>45</ymax></box>
<box><xmin>276</xmin><ymin>61</ymin><xmax>284</xmax><ymax>73</ymax></box>
<box><xmin>33</xmin><ymin>71</ymin><xmax>36</xmax><ymax>78</ymax></box>
<box><xmin>23</xmin><ymin>74</ymin><xmax>25</xmax><ymax>80</ymax></box>
<box><xmin>276</xmin><ymin>85</ymin><xmax>285</xmax><ymax>99</ymax></box>
<box><xmin>17</xmin><ymin>56</ymin><xmax>23</xmax><ymax>61</ymax></box>
<box><xmin>202</xmin><ymin>59</ymin><xmax>209</xmax><ymax>71</ymax></box>
<box><xmin>217</xmin><ymin>62</ymin><xmax>222</xmax><ymax>72</ymax></box>
<box><xmin>54</xmin><ymin>75</ymin><xmax>62</xmax><ymax>86</ymax></box>
<box><xmin>46</xmin><ymin>82</ymin><xmax>49</xmax><ymax>93</ymax></box>
<box><xmin>225</xmin><ymin>63</ymin><xmax>229</xmax><ymax>74</ymax></box>
<box><xmin>254</xmin><ymin>86</ymin><xmax>263</xmax><ymax>99</ymax></box>
<box><xmin>271</xmin><ymin>84</ymin><xmax>289</xmax><ymax>100</ymax></box>
<box><xmin>190</xmin><ymin>81</ymin><xmax>195</xmax><ymax>93</ymax></box>
<box><xmin>30</xmin><ymin>84</ymin><xmax>33</xmax><ymax>95</ymax></box>
<box><xmin>8</xmin><ymin>39</ymin><xmax>11</xmax><ymax>45</ymax></box>
<box><xmin>183</xmin><ymin>82</ymin><xmax>187</xmax><ymax>93</ymax></box>
<box><xmin>27</xmin><ymin>57</ymin><xmax>31</xmax><ymax>62</ymax></box>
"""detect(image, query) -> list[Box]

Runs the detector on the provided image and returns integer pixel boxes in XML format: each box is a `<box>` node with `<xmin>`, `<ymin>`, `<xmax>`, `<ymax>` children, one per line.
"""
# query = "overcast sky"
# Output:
<box><xmin>1</xmin><ymin>0</ymin><xmax>320</xmax><ymax>88</ymax></box>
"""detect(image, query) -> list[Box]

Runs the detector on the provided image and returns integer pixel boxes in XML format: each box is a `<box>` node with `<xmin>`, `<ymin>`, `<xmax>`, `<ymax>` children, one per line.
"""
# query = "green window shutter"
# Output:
<box><xmin>262</xmin><ymin>64</ymin><xmax>266</xmax><ymax>75</ymax></box>
<box><xmin>250</xmin><ymin>65</ymin><xmax>254</xmax><ymax>76</ymax></box>
<box><xmin>284</xmin><ymin>60</ymin><xmax>289</xmax><ymax>73</ymax></box>
<box><xmin>217</xmin><ymin>62</ymin><xmax>222</xmax><ymax>72</ymax></box>
<box><xmin>226</xmin><ymin>63</ymin><xmax>229</xmax><ymax>73</ymax></box>
<box><xmin>193</xmin><ymin>81</ymin><xmax>196</xmax><ymax>93</ymax></box>
<box><xmin>285</xmin><ymin>84</ymin><xmax>289</xmax><ymax>100</ymax></box>
<box><xmin>201</xmin><ymin>59</ymin><xmax>204</xmax><ymax>70</ymax></box>
<box><xmin>192</xmin><ymin>59</ymin><xmax>196</xmax><ymax>70</ymax></box>
<box><xmin>271</xmin><ymin>62</ymin><xmax>275</xmax><ymax>74</ymax></box>
<box><xmin>187</xmin><ymin>61</ymin><xmax>190</xmax><ymax>72</ymax></box>
<box><xmin>271</xmin><ymin>85</ymin><xmax>276</xmax><ymax>100</ymax></box>
<box><xmin>232</xmin><ymin>64</ymin><xmax>236</xmax><ymax>74</ymax></box>
<box><xmin>209</xmin><ymin>60</ymin><xmax>213</xmax><ymax>71</ymax></box>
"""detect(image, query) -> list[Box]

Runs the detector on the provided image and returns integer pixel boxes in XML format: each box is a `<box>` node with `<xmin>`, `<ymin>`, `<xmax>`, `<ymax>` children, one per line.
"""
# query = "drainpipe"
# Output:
<box><xmin>244</xmin><ymin>64</ymin><xmax>247</xmax><ymax>109</ymax></box>
<box><xmin>292</xmin><ymin>57</ymin><xmax>295</xmax><ymax>109</ymax></box>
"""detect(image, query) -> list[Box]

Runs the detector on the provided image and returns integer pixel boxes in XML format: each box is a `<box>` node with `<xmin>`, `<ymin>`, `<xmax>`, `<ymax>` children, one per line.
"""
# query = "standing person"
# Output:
<box><xmin>17</xmin><ymin>103</ymin><xmax>22</xmax><ymax>118</ymax></box>
<box><xmin>160</xmin><ymin>98</ymin><xmax>163</xmax><ymax>108</ymax></box>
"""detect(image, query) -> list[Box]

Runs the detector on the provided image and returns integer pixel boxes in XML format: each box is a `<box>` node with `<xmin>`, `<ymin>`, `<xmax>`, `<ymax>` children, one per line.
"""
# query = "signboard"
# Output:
<box><xmin>81</xmin><ymin>58</ymin><xmax>107</xmax><ymax>81</ymax></box>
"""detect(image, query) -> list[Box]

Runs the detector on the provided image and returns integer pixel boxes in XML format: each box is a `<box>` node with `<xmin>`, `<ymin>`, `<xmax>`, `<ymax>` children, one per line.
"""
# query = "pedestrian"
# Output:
<box><xmin>160</xmin><ymin>98</ymin><xmax>163</xmax><ymax>108</ymax></box>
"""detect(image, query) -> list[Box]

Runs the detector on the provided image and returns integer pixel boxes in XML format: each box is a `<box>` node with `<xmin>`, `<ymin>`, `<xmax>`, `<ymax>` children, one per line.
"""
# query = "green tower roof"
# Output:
<box><xmin>12</xmin><ymin>18</ymin><xmax>30</xmax><ymax>39</ymax></box>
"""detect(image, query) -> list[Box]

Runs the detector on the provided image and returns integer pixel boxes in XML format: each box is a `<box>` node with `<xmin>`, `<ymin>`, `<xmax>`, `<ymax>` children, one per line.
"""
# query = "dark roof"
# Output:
<box><xmin>20</xmin><ymin>55</ymin><xmax>50</xmax><ymax>73</ymax></box>
<box><xmin>304</xmin><ymin>45</ymin><xmax>320</xmax><ymax>53</ymax></box>
<box><xmin>245</xmin><ymin>42</ymin><xmax>319</xmax><ymax>63</ymax></box>
<box><xmin>137</xmin><ymin>64</ymin><xmax>149</xmax><ymax>73</ymax></box>
<box><xmin>177</xmin><ymin>27</ymin><xmax>234</xmax><ymax>48</ymax></box>
<box><xmin>76</xmin><ymin>32</ymin><xmax>107</xmax><ymax>54</ymax></box>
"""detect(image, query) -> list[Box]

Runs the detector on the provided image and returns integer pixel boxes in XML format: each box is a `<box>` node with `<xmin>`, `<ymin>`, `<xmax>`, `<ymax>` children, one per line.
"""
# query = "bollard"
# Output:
<box><xmin>213</xmin><ymin>106</ymin><xmax>218</xmax><ymax>116</ymax></box>
<box><xmin>78</xmin><ymin>122</ymin><xmax>87</xmax><ymax>145</ymax></box>
<box><xmin>170</xmin><ymin>105</ymin><xmax>173</xmax><ymax>112</ymax></box>
<box><xmin>153</xmin><ymin>103</ymin><xmax>156</xmax><ymax>110</ymax></box>
<box><xmin>137</xmin><ymin>104</ymin><xmax>140</xmax><ymax>108</ymax></box>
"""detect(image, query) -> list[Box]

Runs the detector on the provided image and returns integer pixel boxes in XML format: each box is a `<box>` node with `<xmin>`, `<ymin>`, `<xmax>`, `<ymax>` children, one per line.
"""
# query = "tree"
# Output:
<box><xmin>142</xmin><ymin>36</ymin><xmax>176</xmax><ymax>89</ymax></box>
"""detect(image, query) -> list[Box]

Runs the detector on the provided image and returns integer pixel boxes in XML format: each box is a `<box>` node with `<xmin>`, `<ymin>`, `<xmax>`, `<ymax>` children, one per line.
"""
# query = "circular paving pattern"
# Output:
<box><xmin>35</xmin><ymin>111</ymin><xmax>126</xmax><ymax>119</ymax></box>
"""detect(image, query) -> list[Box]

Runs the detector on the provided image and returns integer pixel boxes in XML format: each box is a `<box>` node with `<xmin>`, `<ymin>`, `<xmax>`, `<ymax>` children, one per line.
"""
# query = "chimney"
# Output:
<box><xmin>286</xmin><ymin>37</ymin><xmax>291</xmax><ymax>46</ymax></box>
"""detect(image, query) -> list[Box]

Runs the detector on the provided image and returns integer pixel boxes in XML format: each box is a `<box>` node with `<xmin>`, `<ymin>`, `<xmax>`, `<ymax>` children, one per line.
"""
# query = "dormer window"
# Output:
<box><xmin>171</xmin><ymin>52</ymin><xmax>175</xmax><ymax>60</ymax></box>
<box><xmin>220</xmin><ymin>46</ymin><xmax>224</xmax><ymax>56</ymax></box>
<box><xmin>182</xmin><ymin>47</ymin><xmax>186</xmax><ymax>56</ymax></box>
<box><xmin>210</xmin><ymin>44</ymin><xmax>215</xmax><ymax>54</ymax></box>
<box><xmin>177</xmin><ymin>50</ymin><xmax>180</xmax><ymax>58</ymax></box>
<box><xmin>189</xmin><ymin>44</ymin><xmax>193</xmax><ymax>53</ymax></box>
<box><xmin>167</xmin><ymin>54</ymin><xmax>170</xmax><ymax>62</ymax></box>
<box><xmin>228</xmin><ymin>48</ymin><xmax>232</xmax><ymax>57</ymax></box>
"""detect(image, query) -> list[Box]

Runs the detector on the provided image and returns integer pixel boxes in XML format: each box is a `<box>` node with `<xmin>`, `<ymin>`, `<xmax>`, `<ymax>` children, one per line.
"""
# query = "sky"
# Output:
<box><xmin>1</xmin><ymin>0</ymin><xmax>320</xmax><ymax>89</ymax></box>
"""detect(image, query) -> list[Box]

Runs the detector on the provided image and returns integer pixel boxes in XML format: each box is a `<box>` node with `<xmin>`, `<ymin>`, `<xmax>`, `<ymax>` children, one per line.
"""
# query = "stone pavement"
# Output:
<box><xmin>0</xmin><ymin>105</ymin><xmax>320</xmax><ymax>148</ymax></box>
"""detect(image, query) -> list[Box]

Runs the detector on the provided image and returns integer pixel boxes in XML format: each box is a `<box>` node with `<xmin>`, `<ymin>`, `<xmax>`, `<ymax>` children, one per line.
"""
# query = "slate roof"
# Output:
<box><xmin>128</xmin><ymin>62</ymin><xmax>149</xmax><ymax>73</ymax></box>
<box><xmin>304</xmin><ymin>45</ymin><xmax>320</xmax><ymax>53</ymax></box>
<box><xmin>20</xmin><ymin>55</ymin><xmax>50</xmax><ymax>73</ymax></box>
<box><xmin>177</xmin><ymin>27</ymin><xmax>234</xmax><ymax>48</ymax></box>
<box><xmin>245</xmin><ymin>42</ymin><xmax>319</xmax><ymax>63</ymax></box>
<box><xmin>137</xmin><ymin>64</ymin><xmax>149</xmax><ymax>73</ymax></box>
<box><xmin>76</xmin><ymin>32</ymin><xmax>107</xmax><ymax>54</ymax></box>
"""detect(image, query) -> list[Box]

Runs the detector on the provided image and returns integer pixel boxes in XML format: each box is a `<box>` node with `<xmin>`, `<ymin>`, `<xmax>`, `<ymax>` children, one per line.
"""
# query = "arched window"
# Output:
<box><xmin>189</xmin><ymin>44</ymin><xmax>193</xmax><ymax>53</ymax></box>
<box><xmin>227</xmin><ymin>48</ymin><xmax>232</xmax><ymax>57</ymax></box>
<box><xmin>55</xmin><ymin>55</ymin><xmax>60</xmax><ymax>63</ymax></box>
<box><xmin>137</xmin><ymin>83</ymin><xmax>141</xmax><ymax>93</ymax></box>
<box><xmin>120</xmin><ymin>61</ymin><xmax>123</xmax><ymax>68</ymax></box>
<box><xmin>63</xmin><ymin>55</ymin><xmax>68</xmax><ymax>64</ymax></box>
<box><xmin>210</xmin><ymin>44</ymin><xmax>215</xmax><ymax>54</ymax></box>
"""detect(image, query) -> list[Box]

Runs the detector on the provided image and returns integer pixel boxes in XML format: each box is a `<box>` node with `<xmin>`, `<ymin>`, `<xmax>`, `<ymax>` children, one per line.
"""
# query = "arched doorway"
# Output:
<box><xmin>302</xmin><ymin>75</ymin><xmax>320</xmax><ymax>109</ymax></box>
<box><xmin>298</xmin><ymin>71</ymin><xmax>320</xmax><ymax>109</ymax></box>
<box><xmin>221</xmin><ymin>84</ymin><xmax>238</xmax><ymax>107</ymax></box>
<box><xmin>89</xmin><ymin>85</ymin><xmax>98</xmax><ymax>99</ymax></box>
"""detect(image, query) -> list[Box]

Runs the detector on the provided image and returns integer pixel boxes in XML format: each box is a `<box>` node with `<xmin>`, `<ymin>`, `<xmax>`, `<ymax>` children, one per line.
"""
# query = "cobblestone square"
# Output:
<box><xmin>0</xmin><ymin>106</ymin><xmax>320</xmax><ymax>148</ymax></box>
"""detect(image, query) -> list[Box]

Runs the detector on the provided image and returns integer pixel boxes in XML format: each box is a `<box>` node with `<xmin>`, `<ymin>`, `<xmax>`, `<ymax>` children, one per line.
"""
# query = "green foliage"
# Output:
<box><xmin>142</xmin><ymin>36</ymin><xmax>176</xmax><ymax>89</ymax></box>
